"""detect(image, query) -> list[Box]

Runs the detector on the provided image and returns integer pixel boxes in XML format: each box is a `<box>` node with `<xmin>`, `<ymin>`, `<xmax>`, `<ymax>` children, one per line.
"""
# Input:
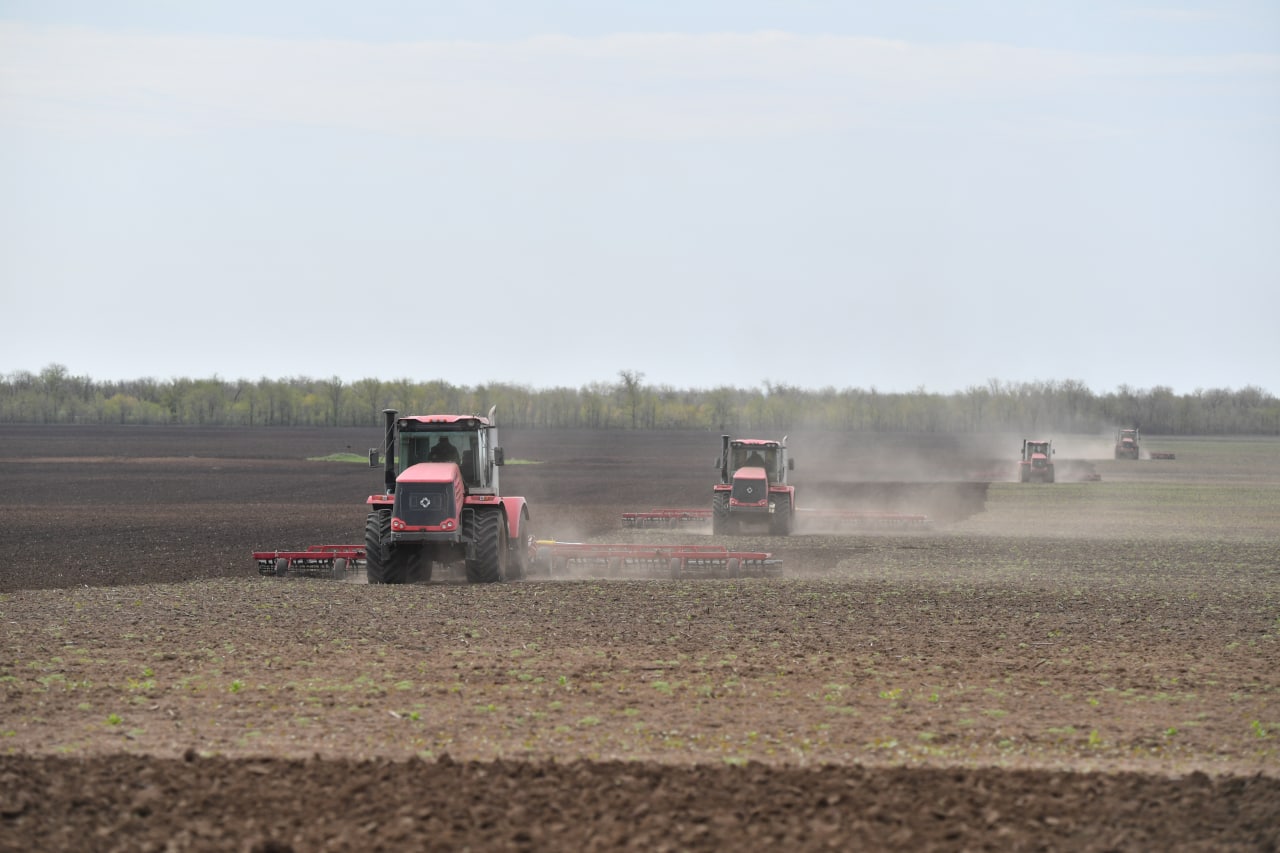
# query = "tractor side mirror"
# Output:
<box><xmin>368</xmin><ymin>448</ymin><xmax>380</xmax><ymax>467</ymax></box>
<box><xmin>788</xmin><ymin>458</ymin><xmax>795</xmax><ymax>471</ymax></box>
<box><xmin>494</xmin><ymin>447</ymin><xmax>505</xmax><ymax>466</ymax></box>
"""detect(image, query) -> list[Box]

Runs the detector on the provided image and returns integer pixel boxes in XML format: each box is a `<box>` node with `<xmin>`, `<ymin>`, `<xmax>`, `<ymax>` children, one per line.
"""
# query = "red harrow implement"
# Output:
<box><xmin>621</xmin><ymin>507</ymin><xmax>931</xmax><ymax>530</ymax></box>
<box><xmin>254</xmin><ymin>545</ymin><xmax>365</xmax><ymax>579</ymax></box>
<box><xmin>620</xmin><ymin>508</ymin><xmax>711</xmax><ymax>529</ymax></box>
<box><xmin>533</xmin><ymin>541</ymin><xmax>782</xmax><ymax>579</ymax></box>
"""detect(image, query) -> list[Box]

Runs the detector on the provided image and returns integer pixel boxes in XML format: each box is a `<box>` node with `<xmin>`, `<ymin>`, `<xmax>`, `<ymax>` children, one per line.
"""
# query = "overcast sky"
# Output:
<box><xmin>2</xmin><ymin>2</ymin><xmax>1277</xmax><ymax>394</ymax></box>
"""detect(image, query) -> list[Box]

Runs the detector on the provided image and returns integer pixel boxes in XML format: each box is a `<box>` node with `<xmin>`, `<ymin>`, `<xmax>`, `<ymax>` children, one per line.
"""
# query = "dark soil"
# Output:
<box><xmin>1</xmin><ymin>424</ymin><xmax>1277</xmax><ymax>852</ymax></box>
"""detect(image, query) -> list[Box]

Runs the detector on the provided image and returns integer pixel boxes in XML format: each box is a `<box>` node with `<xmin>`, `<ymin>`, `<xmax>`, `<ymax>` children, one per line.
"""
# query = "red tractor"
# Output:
<box><xmin>1018</xmin><ymin>439</ymin><xmax>1056</xmax><ymax>483</ymax></box>
<box><xmin>364</xmin><ymin>408</ymin><xmax>531</xmax><ymax>584</ymax></box>
<box><xmin>1115</xmin><ymin>428</ymin><xmax>1140</xmax><ymax>460</ymax></box>
<box><xmin>712</xmin><ymin>435</ymin><xmax>796</xmax><ymax>535</ymax></box>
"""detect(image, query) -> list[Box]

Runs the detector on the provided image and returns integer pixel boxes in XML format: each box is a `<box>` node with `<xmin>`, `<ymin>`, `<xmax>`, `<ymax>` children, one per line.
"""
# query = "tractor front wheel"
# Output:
<box><xmin>365</xmin><ymin>510</ymin><xmax>392</xmax><ymax>584</ymax></box>
<box><xmin>712</xmin><ymin>491</ymin><xmax>730</xmax><ymax>536</ymax></box>
<box><xmin>770</xmin><ymin>493</ymin><xmax>793</xmax><ymax>536</ymax></box>
<box><xmin>465</xmin><ymin>509</ymin><xmax>509</xmax><ymax>583</ymax></box>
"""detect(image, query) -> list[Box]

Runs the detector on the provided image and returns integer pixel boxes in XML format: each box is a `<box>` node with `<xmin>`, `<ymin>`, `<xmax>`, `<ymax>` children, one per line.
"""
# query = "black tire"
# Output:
<box><xmin>331</xmin><ymin>557</ymin><xmax>347</xmax><ymax>580</ymax></box>
<box><xmin>465</xmin><ymin>509</ymin><xmax>508</xmax><ymax>583</ymax></box>
<box><xmin>406</xmin><ymin>555</ymin><xmax>432</xmax><ymax>583</ymax></box>
<box><xmin>1046</xmin><ymin>467</ymin><xmax>1055</xmax><ymax>484</ymax></box>
<box><xmin>507</xmin><ymin>509</ymin><xmax>531</xmax><ymax>581</ymax></box>
<box><xmin>365</xmin><ymin>510</ymin><xmax>392</xmax><ymax>584</ymax></box>
<box><xmin>770</xmin><ymin>492</ymin><xmax>793</xmax><ymax>536</ymax></box>
<box><xmin>384</xmin><ymin>546</ymin><xmax>425</xmax><ymax>584</ymax></box>
<box><xmin>712</xmin><ymin>491</ymin><xmax>730</xmax><ymax>535</ymax></box>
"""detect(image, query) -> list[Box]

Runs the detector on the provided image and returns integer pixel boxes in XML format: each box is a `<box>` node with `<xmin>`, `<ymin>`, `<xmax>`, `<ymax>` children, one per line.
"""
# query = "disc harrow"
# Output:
<box><xmin>253</xmin><ymin>545</ymin><xmax>365</xmax><ymax>579</ymax></box>
<box><xmin>621</xmin><ymin>508</ymin><xmax>712</xmax><ymax>528</ymax></box>
<box><xmin>533</xmin><ymin>541</ymin><xmax>781</xmax><ymax>579</ymax></box>
<box><xmin>621</xmin><ymin>507</ymin><xmax>931</xmax><ymax>530</ymax></box>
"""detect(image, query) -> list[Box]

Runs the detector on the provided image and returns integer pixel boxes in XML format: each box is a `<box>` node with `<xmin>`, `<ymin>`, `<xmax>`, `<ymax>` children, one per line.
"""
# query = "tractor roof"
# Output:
<box><xmin>732</xmin><ymin>438</ymin><xmax>783</xmax><ymax>447</ymax></box>
<box><xmin>398</xmin><ymin>414</ymin><xmax>492</xmax><ymax>430</ymax></box>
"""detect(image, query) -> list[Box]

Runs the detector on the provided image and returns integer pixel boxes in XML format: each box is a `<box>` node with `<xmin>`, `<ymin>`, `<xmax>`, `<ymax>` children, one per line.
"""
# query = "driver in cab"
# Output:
<box><xmin>427</xmin><ymin>436</ymin><xmax>460</xmax><ymax>464</ymax></box>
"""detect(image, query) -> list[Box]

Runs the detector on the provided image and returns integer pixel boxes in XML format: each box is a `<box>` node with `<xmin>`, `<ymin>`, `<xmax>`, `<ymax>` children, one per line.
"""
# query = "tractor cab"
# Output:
<box><xmin>369</xmin><ymin>410</ymin><xmax>505</xmax><ymax>497</ymax></box>
<box><xmin>1018</xmin><ymin>439</ymin><xmax>1056</xmax><ymax>483</ymax></box>
<box><xmin>400</xmin><ymin>427</ymin><xmax>489</xmax><ymax>488</ymax></box>
<box><xmin>724</xmin><ymin>439</ymin><xmax>792</xmax><ymax>485</ymax></box>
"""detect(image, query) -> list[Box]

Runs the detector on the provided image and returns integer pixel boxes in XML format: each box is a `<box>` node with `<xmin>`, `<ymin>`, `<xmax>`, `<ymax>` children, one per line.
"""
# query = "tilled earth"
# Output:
<box><xmin>1</xmin><ymin>425</ymin><xmax>1277</xmax><ymax>851</ymax></box>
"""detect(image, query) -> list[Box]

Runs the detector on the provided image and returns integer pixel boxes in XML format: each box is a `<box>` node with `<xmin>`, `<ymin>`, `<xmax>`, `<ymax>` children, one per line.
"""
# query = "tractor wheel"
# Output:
<box><xmin>770</xmin><ymin>493</ymin><xmax>793</xmax><ymax>536</ymax></box>
<box><xmin>507</xmin><ymin>508</ymin><xmax>531</xmax><ymax>580</ymax></box>
<box><xmin>406</xmin><ymin>554</ymin><xmax>432</xmax><ymax>584</ymax></box>
<box><xmin>712</xmin><ymin>491</ymin><xmax>730</xmax><ymax>535</ymax></box>
<box><xmin>385</xmin><ymin>546</ymin><xmax>425</xmax><ymax>584</ymax></box>
<box><xmin>465</xmin><ymin>509</ymin><xmax>508</xmax><ymax>584</ymax></box>
<box><xmin>365</xmin><ymin>510</ymin><xmax>392</xmax><ymax>584</ymax></box>
<box><xmin>331</xmin><ymin>557</ymin><xmax>347</xmax><ymax>580</ymax></box>
<box><xmin>1046</xmin><ymin>467</ymin><xmax>1056</xmax><ymax>484</ymax></box>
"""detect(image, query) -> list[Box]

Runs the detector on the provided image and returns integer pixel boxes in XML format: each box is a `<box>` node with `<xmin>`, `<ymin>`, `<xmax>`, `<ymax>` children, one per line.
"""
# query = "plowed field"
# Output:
<box><xmin>1</xmin><ymin>426</ymin><xmax>1277</xmax><ymax>852</ymax></box>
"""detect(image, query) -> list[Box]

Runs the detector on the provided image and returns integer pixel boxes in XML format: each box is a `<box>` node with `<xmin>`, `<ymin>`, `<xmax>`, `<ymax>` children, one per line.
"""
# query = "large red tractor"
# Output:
<box><xmin>1115</xmin><ymin>428</ymin><xmax>1140</xmax><ymax>460</ymax></box>
<box><xmin>1017</xmin><ymin>439</ymin><xmax>1056</xmax><ymax>483</ymax></box>
<box><xmin>364</xmin><ymin>408</ymin><xmax>531</xmax><ymax>584</ymax></box>
<box><xmin>712</xmin><ymin>435</ymin><xmax>796</xmax><ymax>535</ymax></box>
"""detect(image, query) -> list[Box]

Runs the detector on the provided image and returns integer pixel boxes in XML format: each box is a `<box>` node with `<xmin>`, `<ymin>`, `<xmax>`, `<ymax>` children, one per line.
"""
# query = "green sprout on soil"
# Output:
<box><xmin>1251</xmin><ymin>720</ymin><xmax>1271</xmax><ymax>739</ymax></box>
<box><xmin>229</xmin><ymin>679</ymin><xmax>245</xmax><ymax>693</ymax></box>
<box><xmin>105</xmin><ymin>714</ymin><xmax>122</xmax><ymax>726</ymax></box>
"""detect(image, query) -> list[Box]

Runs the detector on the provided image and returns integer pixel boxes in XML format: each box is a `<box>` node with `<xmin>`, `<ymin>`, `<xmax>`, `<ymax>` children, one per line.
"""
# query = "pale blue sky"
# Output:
<box><xmin>2</xmin><ymin>2</ymin><xmax>1277</xmax><ymax>394</ymax></box>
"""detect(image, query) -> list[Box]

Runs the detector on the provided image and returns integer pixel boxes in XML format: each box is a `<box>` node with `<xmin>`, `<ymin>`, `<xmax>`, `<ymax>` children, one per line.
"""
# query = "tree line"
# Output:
<box><xmin>2</xmin><ymin>365</ymin><xmax>1277</xmax><ymax>435</ymax></box>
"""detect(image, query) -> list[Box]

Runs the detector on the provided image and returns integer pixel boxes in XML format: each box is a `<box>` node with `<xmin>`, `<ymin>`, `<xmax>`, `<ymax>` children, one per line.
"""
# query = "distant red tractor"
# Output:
<box><xmin>1018</xmin><ymin>439</ymin><xmax>1056</xmax><ymax>483</ymax></box>
<box><xmin>1115</xmin><ymin>428</ymin><xmax>1140</xmax><ymax>460</ymax></box>
<box><xmin>364</xmin><ymin>408</ymin><xmax>531</xmax><ymax>584</ymax></box>
<box><xmin>713</xmin><ymin>435</ymin><xmax>796</xmax><ymax>535</ymax></box>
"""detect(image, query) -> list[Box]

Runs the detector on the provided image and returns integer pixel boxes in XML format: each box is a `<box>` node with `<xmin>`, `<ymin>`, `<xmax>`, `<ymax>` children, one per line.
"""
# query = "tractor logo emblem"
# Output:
<box><xmin>744</xmin><ymin>486</ymin><xmax>755</xmax><ymax>495</ymax></box>
<box><xmin>418</xmin><ymin>497</ymin><xmax>432</xmax><ymax>509</ymax></box>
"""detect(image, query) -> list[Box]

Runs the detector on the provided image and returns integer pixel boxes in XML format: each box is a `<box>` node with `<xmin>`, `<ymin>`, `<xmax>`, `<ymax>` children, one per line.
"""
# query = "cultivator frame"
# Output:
<box><xmin>621</xmin><ymin>507</ymin><xmax>931</xmax><ymax>530</ymax></box>
<box><xmin>254</xmin><ymin>545</ymin><xmax>365</xmax><ymax>579</ymax></box>
<box><xmin>533</xmin><ymin>541</ymin><xmax>782</xmax><ymax>579</ymax></box>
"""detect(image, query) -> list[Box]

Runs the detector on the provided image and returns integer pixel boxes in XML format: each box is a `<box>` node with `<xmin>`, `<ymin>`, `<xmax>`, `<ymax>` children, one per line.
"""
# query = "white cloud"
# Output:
<box><xmin>3</xmin><ymin>23</ymin><xmax>1274</xmax><ymax>141</ymax></box>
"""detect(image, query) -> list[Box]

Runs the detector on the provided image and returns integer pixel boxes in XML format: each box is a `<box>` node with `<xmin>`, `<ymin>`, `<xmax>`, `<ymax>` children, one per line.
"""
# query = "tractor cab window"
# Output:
<box><xmin>733</xmin><ymin>446</ymin><xmax>775</xmax><ymax>476</ymax></box>
<box><xmin>402</xmin><ymin>432</ymin><xmax>479</xmax><ymax>484</ymax></box>
<box><xmin>462</xmin><ymin>432</ymin><xmax>484</xmax><ymax>487</ymax></box>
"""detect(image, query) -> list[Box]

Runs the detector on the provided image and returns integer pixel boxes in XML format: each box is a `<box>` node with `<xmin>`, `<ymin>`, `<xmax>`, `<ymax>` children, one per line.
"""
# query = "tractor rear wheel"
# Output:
<box><xmin>365</xmin><ymin>510</ymin><xmax>392</xmax><ymax>584</ymax></box>
<box><xmin>712</xmin><ymin>492</ymin><xmax>730</xmax><ymax>535</ymax></box>
<box><xmin>465</xmin><ymin>509</ymin><xmax>508</xmax><ymax>583</ymax></box>
<box><xmin>770</xmin><ymin>493</ymin><xmax>793</xmax><ymax>536</ymax></box>
<box><xmin>507</xmin><ymin>508</ymin><xmax>531</xmax><ymax>580</ymax></box>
